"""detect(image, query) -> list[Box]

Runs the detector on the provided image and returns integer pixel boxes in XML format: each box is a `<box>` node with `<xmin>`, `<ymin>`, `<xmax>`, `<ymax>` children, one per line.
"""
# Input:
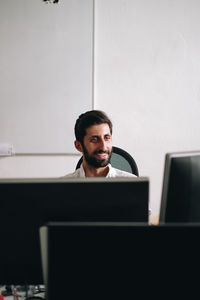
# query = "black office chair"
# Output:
<box><xmin>75</xmin><ymin>146</ymin><xmax>139</xmax><ymax>176</ymax></box>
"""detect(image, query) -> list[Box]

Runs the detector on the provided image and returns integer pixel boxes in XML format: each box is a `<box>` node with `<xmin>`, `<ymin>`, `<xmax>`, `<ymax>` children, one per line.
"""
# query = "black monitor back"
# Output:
<box><xmin>40</xmin><ymin>222</ymin><xmax>200</xmax><ymax>300</ymax></box>
<box><xmin>160</xmin><ymin>151</ymin><xmax>200</xmax><ymax>223</ymax></box>
<box><xmin>0</xmin><ymin>177</ymin><xmax>149</xmax><ymax>284</ymax></box>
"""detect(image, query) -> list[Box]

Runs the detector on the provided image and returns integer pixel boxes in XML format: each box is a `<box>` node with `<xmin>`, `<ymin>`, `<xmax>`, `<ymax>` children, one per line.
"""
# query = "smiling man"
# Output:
<box><xmin>63</xmin><ymin>110</ymin><xmax>136</xmax><ymax>178</ymax></box>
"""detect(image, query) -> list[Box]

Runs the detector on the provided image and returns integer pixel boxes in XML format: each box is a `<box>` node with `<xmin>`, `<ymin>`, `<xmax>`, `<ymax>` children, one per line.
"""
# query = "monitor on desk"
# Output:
<box><xmin>40</xmin><ymin>222</ymin><xmax>200</xmax><ymax>300</ymax></box>
<box><xmin>159</xmin><ymin>150</ymin><xmax>200</xmax><ymax>223</ymax></box>
<box><xmin>0</xmin><ymin>176</ymin><xmax>149</xmax><ymax>284</ymax></box>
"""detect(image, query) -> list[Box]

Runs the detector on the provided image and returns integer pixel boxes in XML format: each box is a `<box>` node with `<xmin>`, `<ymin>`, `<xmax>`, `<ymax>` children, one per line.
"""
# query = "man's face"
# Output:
<box><xmin>81</xmin><ymin>123</ymin><xmax>112</xmax><ymax>168</ymax></box>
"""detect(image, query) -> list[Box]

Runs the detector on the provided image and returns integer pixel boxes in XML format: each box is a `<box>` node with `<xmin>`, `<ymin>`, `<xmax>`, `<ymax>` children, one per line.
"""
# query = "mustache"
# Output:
<box><xmin>93</xmin><ymin>150</ymin><xmax>110</xmax><ymax>155</ymax></box>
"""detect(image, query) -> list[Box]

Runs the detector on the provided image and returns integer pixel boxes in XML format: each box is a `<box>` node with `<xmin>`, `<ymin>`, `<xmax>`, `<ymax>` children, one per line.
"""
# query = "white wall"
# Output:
<box><xmin>94</xmin><ymin>0</ymin><xmax>200</xmax><ymax>219</ymax></box>
<box><xmin>0</xmin><ymin>154</ymin><xmax>80</xmax><ymax>178</ymax></box>
<box><xmin>1</xmin><ymin>0</ymin><xmax>200</xmax><ymax>222</ymax></box>
<box><xmin>0</xmin><ymin>0</ymin><xmax>93</xmax><ymax>154</ymax></box>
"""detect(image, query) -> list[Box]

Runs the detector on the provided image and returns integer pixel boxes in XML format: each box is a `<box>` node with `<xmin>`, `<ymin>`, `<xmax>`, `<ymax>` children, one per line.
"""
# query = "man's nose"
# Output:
<box><xmin>99</xmin><ymin>139</ymin><xmax>107</xmax><ymax>150</ymax></box>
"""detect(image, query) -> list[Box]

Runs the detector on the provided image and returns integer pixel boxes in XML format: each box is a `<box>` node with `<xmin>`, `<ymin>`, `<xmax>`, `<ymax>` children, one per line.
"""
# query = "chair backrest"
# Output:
<box><xmin>75</xmin><ymin>146</ymin><xmax>139</xmax><ymax>176</ymax></box>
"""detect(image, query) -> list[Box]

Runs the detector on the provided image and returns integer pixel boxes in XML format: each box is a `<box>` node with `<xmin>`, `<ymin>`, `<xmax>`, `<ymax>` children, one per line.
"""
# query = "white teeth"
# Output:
<box><xmin>97</xmin><ymin>153</ymin><xmax>107</xmax><ymax>157</ymax></box>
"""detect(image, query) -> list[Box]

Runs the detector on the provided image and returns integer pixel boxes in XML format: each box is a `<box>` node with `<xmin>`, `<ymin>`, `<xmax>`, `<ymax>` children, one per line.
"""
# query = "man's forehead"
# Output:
<box><xmin>86</xmin><ymin>123</ymin><xmax>111</xmax><ymax>136</ymax></box>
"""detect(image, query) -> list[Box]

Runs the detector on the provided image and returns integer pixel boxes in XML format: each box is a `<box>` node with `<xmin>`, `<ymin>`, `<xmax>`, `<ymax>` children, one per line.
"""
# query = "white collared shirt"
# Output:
<box><xmin>62</xmin><ymin>163</ymin><xmax>137</xmax><ymax>178</ymax></box>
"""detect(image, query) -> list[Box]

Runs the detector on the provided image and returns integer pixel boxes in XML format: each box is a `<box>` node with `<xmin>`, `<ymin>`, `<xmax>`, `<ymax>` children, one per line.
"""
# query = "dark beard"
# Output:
<box><xmin>82</xmin><ymin>144</ymin><xmax>112</xmax><ymax>168</ymax></box>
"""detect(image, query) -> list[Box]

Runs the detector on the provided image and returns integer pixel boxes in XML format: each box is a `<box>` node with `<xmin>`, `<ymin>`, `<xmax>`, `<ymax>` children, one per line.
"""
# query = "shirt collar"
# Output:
<box><xmin>79</xmin><ymin>164</ymin><xmax>86</xmax><ymax>177</ymax></box>
<box><xmin>106</xmin><ymin>164</ymin><xmax>116</xmax><ymax>177</ymax></box>
<box><xmin>80</xmin><ymin>163</ymin><xmax>113</xmax><ymax>178</ymax></box>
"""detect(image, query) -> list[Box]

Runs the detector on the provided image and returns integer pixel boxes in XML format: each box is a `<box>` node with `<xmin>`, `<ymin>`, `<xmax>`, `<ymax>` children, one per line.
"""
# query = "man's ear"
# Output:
<box><xmin>74</xmin><ymin>140</ymin><xmax>83</xmax><ymax>153</ymax></box>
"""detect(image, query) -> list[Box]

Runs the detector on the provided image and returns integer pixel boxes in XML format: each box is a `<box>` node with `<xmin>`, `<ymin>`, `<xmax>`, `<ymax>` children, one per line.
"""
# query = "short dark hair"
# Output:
<box><xmin>75</xmin><ymin>110</ymin><xmax>113</xmax><ymax>144</ymax></box>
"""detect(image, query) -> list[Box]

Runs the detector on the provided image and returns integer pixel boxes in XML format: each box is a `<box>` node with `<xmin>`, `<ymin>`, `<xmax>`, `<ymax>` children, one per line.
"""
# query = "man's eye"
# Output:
<box><xmin>91</xmin><ymin>137</ymin><xmax>98</xmax><ymax>142</ymax></box>
<box><xmin>105</xmin><ymin>136</ymin><xmax>111</xmax><ymax>141</ymax></box>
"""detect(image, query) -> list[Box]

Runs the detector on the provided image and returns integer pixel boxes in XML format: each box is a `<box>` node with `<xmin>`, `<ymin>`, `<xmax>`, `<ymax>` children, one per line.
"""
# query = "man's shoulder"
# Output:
<box><xmin>61</xmin><ymin>168</ymin><xmax>81</xmax><ymax>178</ymax></box>
<box><xmin>109</xmin><ymin>166</ymin><xmax>137</xmax><ymax>178</ymax></box>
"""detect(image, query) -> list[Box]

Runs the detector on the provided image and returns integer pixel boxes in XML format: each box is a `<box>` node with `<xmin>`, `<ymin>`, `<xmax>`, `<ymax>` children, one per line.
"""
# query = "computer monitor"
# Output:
<box><xmin>0</xmin><ymin>176</ymin><xmax>149</xmax><ymax>284</ymax></box>
<box><xmin>40</xmin><ymin>221</ymin><xmax>200</xmax><ymax>300</ymax></box>
<box><xmin>159</xmin><ymin>150</ymin><xmax>200</xmax><ymax>223</ymax></box>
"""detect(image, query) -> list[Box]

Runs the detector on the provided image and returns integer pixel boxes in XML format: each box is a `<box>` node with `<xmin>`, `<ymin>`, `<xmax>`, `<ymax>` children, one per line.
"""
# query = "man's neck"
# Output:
<box><xmin>83</xmin><ymin>162</ymin><xmax>109</xmax><ymax>177</ymax></box>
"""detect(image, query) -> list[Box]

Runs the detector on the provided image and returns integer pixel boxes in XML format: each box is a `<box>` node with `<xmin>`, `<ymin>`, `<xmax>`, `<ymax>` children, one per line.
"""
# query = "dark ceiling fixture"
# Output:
<box><xmin>43</xmin><ymin>0</ymin><xmax>59</xmax><ymax>3</ymax></box>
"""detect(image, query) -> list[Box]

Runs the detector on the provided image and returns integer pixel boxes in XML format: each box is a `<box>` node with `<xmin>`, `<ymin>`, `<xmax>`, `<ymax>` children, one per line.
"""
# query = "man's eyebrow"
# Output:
<box><xmin>89</xmin><ymin>134</ymin><xmax>111</xmax><ymax>138</ymax></box>
<box><xmin>89</xmin><ymin>135</ymin><xmax>99</xmax><ymax>139</ymax></box>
